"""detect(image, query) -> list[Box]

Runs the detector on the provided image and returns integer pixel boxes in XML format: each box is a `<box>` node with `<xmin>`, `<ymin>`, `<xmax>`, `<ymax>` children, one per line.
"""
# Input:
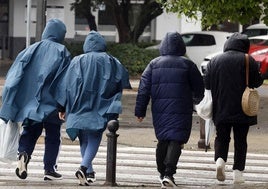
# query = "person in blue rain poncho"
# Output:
<box><xmin>51</xmin><ymin>30</ymin><xmax>131</xmax><ymax>186</ymax></box>
<box><xmin>0</xmin><ymin>19</ymin><xmax>71</xmax><ymax>181</ymax></box>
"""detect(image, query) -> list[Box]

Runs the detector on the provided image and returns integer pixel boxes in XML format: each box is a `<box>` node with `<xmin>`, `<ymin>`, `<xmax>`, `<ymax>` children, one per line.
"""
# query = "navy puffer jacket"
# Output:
<box><xmin>135</xmin><ymin>32</ymin><xmax>204</xmax><ymax>143</ymax></box>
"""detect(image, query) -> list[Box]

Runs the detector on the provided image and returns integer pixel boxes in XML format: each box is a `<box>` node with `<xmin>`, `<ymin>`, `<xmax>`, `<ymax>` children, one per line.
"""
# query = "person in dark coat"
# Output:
<box><xmin>135</xmin><ymin>31</ymin><xmax>204</xmax><ymax>187</ymax></box>
<box><xmin>204</xmin><ymin>32</ymin><xmax>263</xmax><ymax>184</ymax></box>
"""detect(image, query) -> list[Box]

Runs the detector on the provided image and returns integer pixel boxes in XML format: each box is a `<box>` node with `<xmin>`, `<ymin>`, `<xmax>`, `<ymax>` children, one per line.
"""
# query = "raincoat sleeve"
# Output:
<box><xmin>49</xmin><ymin>54</ymin><xmax>73</xmax><ymax>108</ymax></box>
<box><xmin>0</xmin><ymin>43</ymin><xmax>41</xmax><ymax>121</ymax></box>
<box><xmin>98</xmin><ymin>56</ymin><xmax>132</xmax><ymax>116</ymax></box>
<box><xmin>50</xmin><ymin>56</ymin><xmax>82</xmax><ymax>111</ymax></box>
<box><xmin>110</xmin><ymin>56</ymin><xmax>132</xmax><ymax>90</ymax></box>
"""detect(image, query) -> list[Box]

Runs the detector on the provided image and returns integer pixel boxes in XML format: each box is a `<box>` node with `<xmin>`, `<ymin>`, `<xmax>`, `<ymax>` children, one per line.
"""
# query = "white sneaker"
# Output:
<box><xmin>233</xmin><ymin>170</ymin><xmax>245</xmax><ymax>184</ymax></box>
<box><xmin>159</xmin><ymin>175</ymin><xmax>166</xmax><ymax>189</ymax></box>
<box><xmin>162</xmin><ymin>176</ymin><xmax>177</xmax><ymax>187</ymax></box>
<box><xmin>216</xmin><ymin>158</ymin><xmax>226</xmax><ymax>182</ymax></box>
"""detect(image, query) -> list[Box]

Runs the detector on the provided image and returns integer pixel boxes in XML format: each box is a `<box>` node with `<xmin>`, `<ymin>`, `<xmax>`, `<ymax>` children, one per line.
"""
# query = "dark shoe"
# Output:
<box><xmin>86</xmin><ymin>172</ymin><xmax>96</xmax><ymax>183</ymax></box>
<box><xmin>44</xmin><ymin>170</ymin><xmax>63</xmax><ymax>180</ymax></box>
<box><xmin>15</xmin><ymin>152</ymin><xmax>29</xmax><ymax>179</ymax></box>
<box><xmin>75</xmin><ymin>166</ymin><xmax>90</xmax><ymax>186</ymax></box>
<box><xmin>162</xmin><ymin>176</ymin><xmax>177</xmax><ymax>187</ymax></box>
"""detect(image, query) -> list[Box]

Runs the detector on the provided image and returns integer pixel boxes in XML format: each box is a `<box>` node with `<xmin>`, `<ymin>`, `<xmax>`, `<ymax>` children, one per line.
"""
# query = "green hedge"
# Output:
<box><xmin>64</xmin><ymin>42</ymin><xmax>159</xmax><ymax>77</ymax></box>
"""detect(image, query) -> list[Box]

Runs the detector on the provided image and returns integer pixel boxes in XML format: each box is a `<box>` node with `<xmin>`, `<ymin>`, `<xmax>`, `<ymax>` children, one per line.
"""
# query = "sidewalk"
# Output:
<box><xmin>1</xmin><ymin>144</ymin><xmax>268</xmax><ymax>189</ymax></box>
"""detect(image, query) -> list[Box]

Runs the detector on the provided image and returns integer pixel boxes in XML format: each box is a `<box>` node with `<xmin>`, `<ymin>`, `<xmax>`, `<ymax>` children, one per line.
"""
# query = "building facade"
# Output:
<box><xmin>1</xmin><ymin>0</ymin><xmax>201</xmax><ymax>59</ymax></box>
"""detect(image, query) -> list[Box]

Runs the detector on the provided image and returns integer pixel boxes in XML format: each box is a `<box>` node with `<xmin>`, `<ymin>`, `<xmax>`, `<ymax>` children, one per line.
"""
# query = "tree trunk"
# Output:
<box><xmin>112</xmin><ymin>0</ymin><xmax>132</xmax><ymax>43</ymax></box>
<box><xmin>102</xmin><ymin>0</ymin><xmax>163</xmax><ymax>43</ymax></box>
<box><xmin>87</xmin><ymin>14</ymin><xmax>97</xmax><ymax>31</ymax></box>
<box><xmin>131</xmin><ymin>1</ymin><xmax>163</xmax><ymax>43</ymax></box>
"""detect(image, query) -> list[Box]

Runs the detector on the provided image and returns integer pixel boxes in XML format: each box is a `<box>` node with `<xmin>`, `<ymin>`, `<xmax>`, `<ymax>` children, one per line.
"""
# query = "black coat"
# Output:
<box><xmin>204</xmin><ymin>33</ymin><xmax>264</xmax><ymax>126</ymax></box>
<box><xmin>135</xmin><ymin>32</ymin><xmax>204</xmax><ymax>143</ymax></box>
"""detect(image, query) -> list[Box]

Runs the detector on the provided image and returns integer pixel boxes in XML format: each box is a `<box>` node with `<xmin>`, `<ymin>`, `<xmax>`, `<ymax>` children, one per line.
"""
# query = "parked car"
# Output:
<box><xmin>242</xmin><ymin>24</ymin><xmax>268</xmax><ymax>37</ymax></box>
<box><xmin>146</xmin><ymin>31</ymin><xmax>232</xmax><ymax>70</ymax></box>
<box><xmin>200</xmin><ymin>35</ymin><xmax>268</xmax><ymax>79</ymax></box>
<box><xmin>200</xmin><ymin>51</ymin><xmax>222</xmax><ymax>75</ymax></box>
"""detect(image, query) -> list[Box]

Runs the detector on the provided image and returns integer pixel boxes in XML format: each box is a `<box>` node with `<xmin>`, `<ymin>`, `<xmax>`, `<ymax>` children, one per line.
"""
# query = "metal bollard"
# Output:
<box><xmin>104</xmin><ymin>120</ymin><xmax>119</xmax><ymax>186</ymax></box>
<box><xmin>197</xmin><ymin>117</ymin><xmax>206</xmax><ymax>149</ymax></box>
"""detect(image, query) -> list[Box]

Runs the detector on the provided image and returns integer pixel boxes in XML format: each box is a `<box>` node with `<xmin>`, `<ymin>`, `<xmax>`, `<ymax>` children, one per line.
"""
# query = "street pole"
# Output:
<box><xmin>26</xmin><ymin>0</ymin><xmax>32</xmax><ymax>47</ymax></box>
<box><xmin>35</xmin><ymin>0</ymin><xmax>47</xmax><ymax>42</ymax></box>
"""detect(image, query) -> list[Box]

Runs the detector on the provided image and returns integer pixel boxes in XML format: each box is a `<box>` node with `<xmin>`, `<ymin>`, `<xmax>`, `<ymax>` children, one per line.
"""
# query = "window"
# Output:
<box><xmin>242</xmin><ymin>29</ymin><xmax>268</xmax><ymax>37</ymax></box>
<box><xmin>98</xmin><ymin>6</ymin><xmax>115</xmax><ymax>25</ymax></box>
<box><xmin>181</xmin><ymin>34</ymin><xmax>216</xmax><ymax>46</ymax></box>
<box><xmin>250</xmin><ymin>38</ymin><xmax>268</xmax><ymax>46</ymax></box>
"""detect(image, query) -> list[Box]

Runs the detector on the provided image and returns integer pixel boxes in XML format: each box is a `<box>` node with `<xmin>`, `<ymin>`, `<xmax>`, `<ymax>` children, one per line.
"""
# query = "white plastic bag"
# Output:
<box><xmin>195</xmin><ymin>89</ymin><xmax>213</xmax><ymax>120</ymax></box>
<box><xmin>0</xmin><ymin>120</ymin><xmax>20</xmax><ymax>162</ymax></box>
<box><xmin>205</xmin><ymin>118</ymin><xmax>215</xmax><ymax>152</ymax></box>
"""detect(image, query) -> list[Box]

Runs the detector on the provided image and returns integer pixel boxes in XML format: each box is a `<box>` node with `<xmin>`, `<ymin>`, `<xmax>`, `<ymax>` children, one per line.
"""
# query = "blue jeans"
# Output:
<box><xmin>78</xmin><ymin>130</ymin><xmax>103</xmax><ymax>173</ymax></box>
<box><xmin>18</xmin><ymin>118</ymin><xmax>61</xmax><ymax>172</ymax></box>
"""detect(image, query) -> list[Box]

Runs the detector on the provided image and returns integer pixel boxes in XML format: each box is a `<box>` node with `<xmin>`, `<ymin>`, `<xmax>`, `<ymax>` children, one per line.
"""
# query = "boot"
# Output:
<box><xmin>216</xmin><ymin>158</ymin><xmax>226</xmax><ymax>181</ymax></box>
<box><xmin>233</xmin><ymin>170</ymin><xmax>245</xmax><ymax>184</ymax></box>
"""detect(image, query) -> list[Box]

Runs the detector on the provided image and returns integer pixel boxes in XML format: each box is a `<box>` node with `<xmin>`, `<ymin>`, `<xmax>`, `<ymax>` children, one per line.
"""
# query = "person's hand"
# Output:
<box><xmin>58</xmin><ymin>112</ymin><xmax>66</xmax><ymax>121</ymax></box>
<box><xmin>137</xmin><ymin>117</ymin><xmax>144</xmax><ymax>122</ymax></box>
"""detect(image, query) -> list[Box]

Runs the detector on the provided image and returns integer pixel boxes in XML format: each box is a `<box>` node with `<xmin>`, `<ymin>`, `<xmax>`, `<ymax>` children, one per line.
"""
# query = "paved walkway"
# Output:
<box><xmin>1</xmin><ymin>144</ymin><xmax>268</xmax><ymax>188</ymax></box>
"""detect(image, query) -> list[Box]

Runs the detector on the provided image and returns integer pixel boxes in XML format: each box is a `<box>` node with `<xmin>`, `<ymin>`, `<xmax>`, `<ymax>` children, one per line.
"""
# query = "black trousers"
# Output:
<box><xmin>18</xmin><ymin>119</ymin><xmax>61</xmax><ymax>172</ymax></box>
<box><xmin>214</xmin><ymin>123</ymin><xmax>250</xmax><ymax>171</ymax></box>
<box><xmin>156</xmin><ymin>140</ymin><xmax>182</xmax><ymax>177</ymax></box>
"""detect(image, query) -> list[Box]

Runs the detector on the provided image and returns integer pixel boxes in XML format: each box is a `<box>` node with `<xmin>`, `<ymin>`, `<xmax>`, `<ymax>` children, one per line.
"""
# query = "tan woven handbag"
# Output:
<box><xmin>241</xmin><ymin>54</ymin><xmax>260</xmax><ymax>116</ymax></box>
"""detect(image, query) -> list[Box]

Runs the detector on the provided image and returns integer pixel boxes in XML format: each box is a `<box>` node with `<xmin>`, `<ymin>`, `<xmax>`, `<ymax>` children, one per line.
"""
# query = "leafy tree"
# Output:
<box><xmin>157</xmin><ymin>0</ymin><xmax>268</xmax><ymax>28</ymax></box>
<box><xmin>70</xmin><ymin>0</ymin><xmax>97</xmax><ymax>31</ymax></box>
<box><xmin>71</xmin><ymin>0</ymin><xmax>163</xmax><ymax>43</ymax></box>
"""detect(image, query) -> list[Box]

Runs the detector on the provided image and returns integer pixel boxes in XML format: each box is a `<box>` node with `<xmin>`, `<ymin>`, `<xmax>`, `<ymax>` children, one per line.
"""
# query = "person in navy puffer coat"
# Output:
<box><xmin>135</xmin><ymin>31</ymin><xmax>204</xmax><ymax>187</ymax></box>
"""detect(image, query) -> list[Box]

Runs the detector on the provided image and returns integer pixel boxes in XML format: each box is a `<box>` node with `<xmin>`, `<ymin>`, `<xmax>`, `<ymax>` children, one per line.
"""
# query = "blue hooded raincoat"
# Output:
<box><xmin>0</xmin><ymin>19</ymin><xmax>71</xmax><ymax>123</ymax></box>
<box><xmin>52</xmin><ymin>31</ymin><xmax>131</xmax><ymax>141</ymax></box>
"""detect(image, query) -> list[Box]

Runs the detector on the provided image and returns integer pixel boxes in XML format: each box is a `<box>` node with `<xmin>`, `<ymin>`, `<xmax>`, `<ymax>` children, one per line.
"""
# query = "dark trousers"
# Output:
<box><xmin>18</xmin><ymin>120</ymin><xmax>61</xmax><ymax>172</ymax></box>
<box><xmin>156</xmin><ymin>140</ymin><xmax>182</xmax><ymax>177</ymax></box>
<box><xmin>214</xmin><ymin>123</ymin><xmax>250</xmax><ymax>171</ymax></box>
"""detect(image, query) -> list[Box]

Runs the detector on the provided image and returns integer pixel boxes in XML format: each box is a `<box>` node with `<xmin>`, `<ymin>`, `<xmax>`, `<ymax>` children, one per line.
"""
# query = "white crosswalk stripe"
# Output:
<box><xmin>0</xmin><ymin>143</ymin><xmax>268</xmax><ymax>188</ymax></box>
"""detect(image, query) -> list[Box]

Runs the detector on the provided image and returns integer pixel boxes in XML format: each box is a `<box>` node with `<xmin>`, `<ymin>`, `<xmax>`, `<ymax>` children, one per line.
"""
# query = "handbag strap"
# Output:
<box><xmin>245</xmin><ymin>54</ymin><xmax>249</xmax><ymax>86</ymax></box>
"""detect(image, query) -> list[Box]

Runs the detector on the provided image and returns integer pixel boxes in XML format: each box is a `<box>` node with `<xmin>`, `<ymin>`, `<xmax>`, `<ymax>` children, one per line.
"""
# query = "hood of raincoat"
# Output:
<box><xmin>223</xmin><ymin>32</ymin><xmax>249</xmax><ymax>53</ymax></box>
<box><xmin>41</xmin><ymin>18</ymin><xmax>66</xmax><ymax>44</ymax></box>
<box><xmin>159</xmin><ymin>31</ymin><xmax>186</xmax><ymax>56</ymax></box>
<box><xmin>83</xmin><ymin>30</ymin><xmax>107</xmax><ymax>53</ymax></box>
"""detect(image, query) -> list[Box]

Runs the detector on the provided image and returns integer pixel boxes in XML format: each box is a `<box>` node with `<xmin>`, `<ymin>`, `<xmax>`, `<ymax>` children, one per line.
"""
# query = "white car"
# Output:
<box><xmin>242</xmin><ymin>23</ymin><xmax>268</xmax><ymax>37</ymax></box>
<box><xmin>200</xmin><ymin>51</ymin><xmax>222</xmax><ymax>75</ymax></box>
<box><xmin>146</xmin><ymin>31</ymin><xmax>232</xmax><ymax>70</ymax></box>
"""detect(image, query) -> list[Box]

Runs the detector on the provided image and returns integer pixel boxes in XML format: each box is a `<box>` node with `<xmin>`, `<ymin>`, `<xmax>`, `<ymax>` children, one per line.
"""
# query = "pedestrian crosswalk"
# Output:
<box><xmin>0</xmin><ymin>143</ymin><xmax>268</xmax><ymax>188</ymax></box>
